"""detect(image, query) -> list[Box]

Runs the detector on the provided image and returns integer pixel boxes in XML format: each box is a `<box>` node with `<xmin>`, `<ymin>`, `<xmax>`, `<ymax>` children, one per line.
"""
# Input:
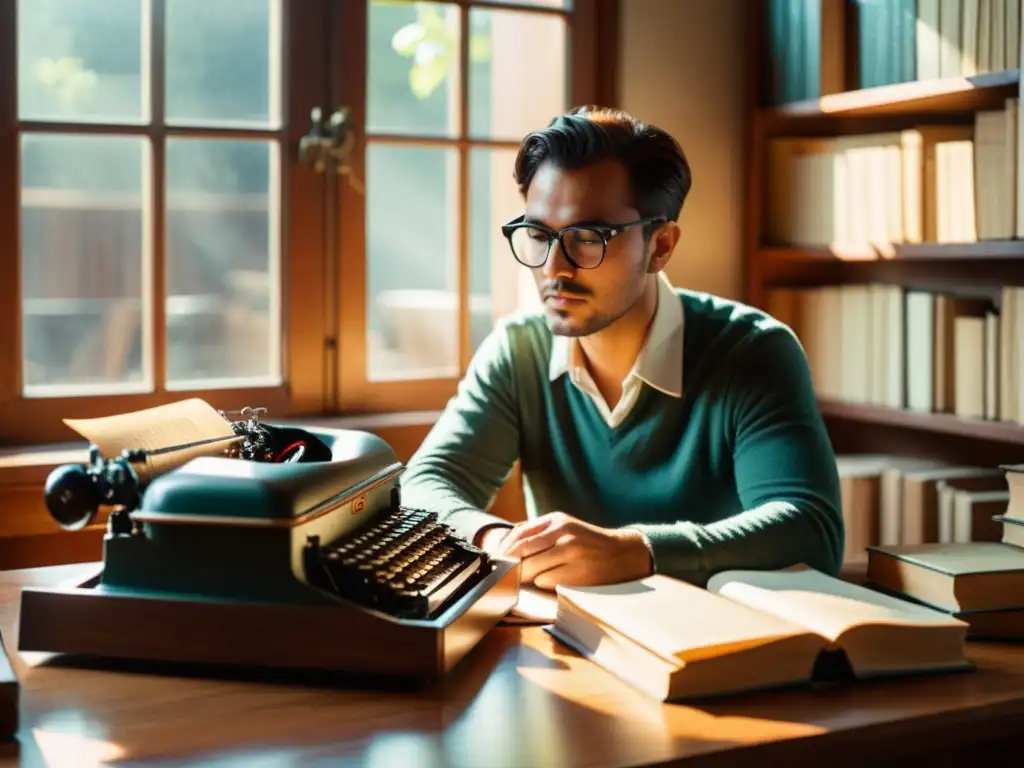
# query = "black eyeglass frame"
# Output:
<box><xmin>500</xmin><ymin>214</ymin><xmax>666</xmax><ymax>270</ymax></box>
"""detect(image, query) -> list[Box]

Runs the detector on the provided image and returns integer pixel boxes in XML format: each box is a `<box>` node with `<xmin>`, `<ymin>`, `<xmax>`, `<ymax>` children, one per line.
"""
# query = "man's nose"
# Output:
<box><xmin>541</xmin><ymin>237</ymin><xmax>575</xmax><ymax>279</ymax></box>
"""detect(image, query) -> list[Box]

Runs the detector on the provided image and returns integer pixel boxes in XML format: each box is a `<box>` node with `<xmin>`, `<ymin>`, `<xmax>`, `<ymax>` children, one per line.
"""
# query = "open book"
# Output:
<box><xmin>503</xmin><ymin>585</ymin><xmax>559</xmax><ymax>625</ymax></box>
<box><xmin>545</xmin><ymin>564</ymin><xmax>972</xmax><ymax>702</ymax></box>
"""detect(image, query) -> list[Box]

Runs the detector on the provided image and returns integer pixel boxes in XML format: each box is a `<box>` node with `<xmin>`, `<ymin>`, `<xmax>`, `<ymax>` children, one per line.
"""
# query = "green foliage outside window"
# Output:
<box><xmin>382</xmin><ymin>1</ymin><xmax>492</xmax><ymax>99</ymax></box>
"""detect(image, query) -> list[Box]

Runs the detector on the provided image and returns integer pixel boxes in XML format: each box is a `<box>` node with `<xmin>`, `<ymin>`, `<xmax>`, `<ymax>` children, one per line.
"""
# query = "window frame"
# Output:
<box><xmin>332</xmin><ymin>0</ymin><xmax>618</xmax><ymax>414</ymax></box>
<box><xmin>0</xmin><ymin>0</ymin><xmax>333</xmax><ymax>445</ymax></box>
<box><xmin>0</xmin><ymin>0</ymin><xmax>618</xmax><ymax>445</ymax></box>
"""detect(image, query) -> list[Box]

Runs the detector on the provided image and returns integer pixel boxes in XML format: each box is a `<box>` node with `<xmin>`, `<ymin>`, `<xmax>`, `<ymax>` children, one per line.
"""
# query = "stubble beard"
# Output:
<box><xmin>545</xmin><ymin>307</ymin><xmax>615</xmax><ymax>338</ymax></box>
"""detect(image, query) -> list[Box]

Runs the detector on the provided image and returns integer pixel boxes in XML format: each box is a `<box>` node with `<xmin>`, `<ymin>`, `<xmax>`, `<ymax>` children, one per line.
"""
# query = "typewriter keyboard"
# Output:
<box><xmin>303</xmin><ymin>507</ymin><xmax>491</xmax><ymax>619</ymax></box>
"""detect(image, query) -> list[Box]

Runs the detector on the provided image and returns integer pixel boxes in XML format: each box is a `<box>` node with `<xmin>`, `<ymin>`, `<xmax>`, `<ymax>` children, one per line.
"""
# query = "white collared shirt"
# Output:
<box><xmin>548</xmin><ymin>273</ymin><xmax>685</xmax><ymax>427</ymax></box>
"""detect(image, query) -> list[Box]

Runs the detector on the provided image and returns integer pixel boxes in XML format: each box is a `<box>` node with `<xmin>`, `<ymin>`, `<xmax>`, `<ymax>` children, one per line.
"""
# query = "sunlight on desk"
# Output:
<box><xmin>515</xmin><ymin>631</ymin><xmax>827</xmax><ymax>747</ymax></box>
<box><xmin>361</xmin><ymin>733</ymin><xmax>443</xmax><ymax>768</ymax></box>
<box><xmin>32</xmin><ymin>729</ymin><xmax>124</xmax><ymax>768</ymax></box>
<box><xmin>448</xmin><ymin>648</ymin><xmax>569</xmax><ymax>768</ymax></box>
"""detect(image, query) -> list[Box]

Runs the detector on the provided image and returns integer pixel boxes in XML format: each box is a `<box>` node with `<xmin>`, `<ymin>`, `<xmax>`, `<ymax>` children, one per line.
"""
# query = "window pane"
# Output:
<box><xmin>469</xmin><ymin>147</ymin><xmax>539</xmax><ymax>353</ymax></box>
<box><xmin>165</xmin><ymin>138</ymin><xmax>280</xmax><ymax>388</ymax></box>
<box><xmin>367</xmin><ymin>1</ymin><xmax>460</xmax><ymax>137</ymax></box>
<box><xmin>20</xmin><ymin>134</ymin><xmax>149</xmax><ymax>396</ymax></box>
<box><xmin>165</xmin><ymin>0</ymin><xmax>281</xmax><ymax>127</ymax></box>
<box><xmin>17</xmin><ymin>0</ymin><xmax>145</xmax><ymax>123</ymax></box>
<box><xmin>469</xmin><ymin>8</ymin><xmax>567</xmax><ymax>140</ymax></box>
<box><xmin>366</xmin><ymin>144</ymin><xmax>458</xmax><ymax>381</ymax></box>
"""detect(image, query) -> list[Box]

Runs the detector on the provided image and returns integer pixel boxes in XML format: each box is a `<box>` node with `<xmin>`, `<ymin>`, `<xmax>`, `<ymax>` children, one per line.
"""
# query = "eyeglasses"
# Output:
<box><xmin>500</xmin><ymin>214</ymin><xmax>665</xmax><ymax>270</ymax></box>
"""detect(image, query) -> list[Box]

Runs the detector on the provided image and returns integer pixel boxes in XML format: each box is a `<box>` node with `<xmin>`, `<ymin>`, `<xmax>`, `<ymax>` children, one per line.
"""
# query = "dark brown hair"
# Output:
<box><xmin>513</xmin><ymin>105</ymin><xmax>692</xmax><ymax>228</ymax></box>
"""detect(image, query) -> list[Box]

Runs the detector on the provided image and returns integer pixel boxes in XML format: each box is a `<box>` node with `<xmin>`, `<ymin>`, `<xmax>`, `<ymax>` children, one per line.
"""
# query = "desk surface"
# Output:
<box><xmin>1</xmin><ymin>565</ymin><xmax>1024</xmax><ymax>767</ymax></box>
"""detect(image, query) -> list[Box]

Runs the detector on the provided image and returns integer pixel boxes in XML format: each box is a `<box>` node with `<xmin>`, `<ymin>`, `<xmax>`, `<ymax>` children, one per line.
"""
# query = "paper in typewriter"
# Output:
<box><xmin>63</xmin><ymin>398</ymin><xmax>240</xmax><ymax>479</ymax></box>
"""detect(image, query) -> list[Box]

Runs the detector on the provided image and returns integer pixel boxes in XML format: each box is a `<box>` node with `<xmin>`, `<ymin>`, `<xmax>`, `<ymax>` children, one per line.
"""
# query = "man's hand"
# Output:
<box><xmin>498</xmin><ymin>512</ymin><xmax>653</xmax><ymax>590</ymax></box>
<box><xmin>475</xmin><ymin>524</ymin><xmax>513</xmax><ymax>555</ymax></box>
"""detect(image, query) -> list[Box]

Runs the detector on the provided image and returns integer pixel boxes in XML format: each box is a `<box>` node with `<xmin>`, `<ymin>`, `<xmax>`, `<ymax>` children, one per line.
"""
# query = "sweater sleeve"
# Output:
<box><xmin>398</xmin><ymin>322</ymin><xmax>522</xmax><ymax>543</ymax></box>
<box><xmin>624</xmin><ymin>325</ymin><xmax>845</xmax><ymax>586</ymax></box>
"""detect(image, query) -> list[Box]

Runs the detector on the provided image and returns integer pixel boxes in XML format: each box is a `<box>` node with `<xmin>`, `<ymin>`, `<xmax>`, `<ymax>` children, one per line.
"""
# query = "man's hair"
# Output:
<box><xmin>513</xmin><ymin>105</ymin><xmax>692</xmax><ymax>225</ymax></box>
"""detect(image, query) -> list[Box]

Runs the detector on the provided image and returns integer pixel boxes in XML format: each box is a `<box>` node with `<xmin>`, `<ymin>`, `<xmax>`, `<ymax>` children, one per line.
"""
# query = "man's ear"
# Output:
<box><xmin>646</xmin><ymin>221</ymin><xmax>681</xmax><ymax>274</ymax></box>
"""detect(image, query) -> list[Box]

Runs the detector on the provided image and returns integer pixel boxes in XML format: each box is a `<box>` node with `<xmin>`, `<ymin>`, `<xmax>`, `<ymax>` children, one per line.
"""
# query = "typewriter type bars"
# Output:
<box><xmin>303</xmin><ymin>507</ymin><xmax>485</xmax><ymax>620</ymax></box>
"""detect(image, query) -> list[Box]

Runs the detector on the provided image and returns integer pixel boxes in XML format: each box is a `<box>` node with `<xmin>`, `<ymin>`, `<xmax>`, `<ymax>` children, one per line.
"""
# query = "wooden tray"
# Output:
<box><xmin>18</xmin><ymin>558</ymin><xmax>520</xmax><ymax>684</ymax></box>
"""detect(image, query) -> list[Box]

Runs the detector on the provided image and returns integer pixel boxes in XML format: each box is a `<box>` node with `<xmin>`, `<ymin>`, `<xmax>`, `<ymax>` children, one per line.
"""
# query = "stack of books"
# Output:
<box><xmin>865</xmin><ymin>463</ymin><xmax>1024</xmax><ymax>639</ymax></box>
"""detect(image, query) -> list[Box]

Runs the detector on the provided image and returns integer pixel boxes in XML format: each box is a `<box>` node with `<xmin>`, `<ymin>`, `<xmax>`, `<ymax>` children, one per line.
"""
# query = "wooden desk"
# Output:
<box><xmin>0</xmin><ymin>564</ymin><xmax>1022</xmax><ymax>767</ymax></box>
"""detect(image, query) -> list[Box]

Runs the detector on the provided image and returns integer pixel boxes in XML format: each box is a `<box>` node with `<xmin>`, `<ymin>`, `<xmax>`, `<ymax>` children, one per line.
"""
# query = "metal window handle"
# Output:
<box><xmin>298</xmin><ymin>106</ymin><xmax>352</xmax><ymax>173</ymax></box>
<box><xmin>298</xmin><ymin>106</ymin><xmax>363</xmax><ymax>193</ymax></box>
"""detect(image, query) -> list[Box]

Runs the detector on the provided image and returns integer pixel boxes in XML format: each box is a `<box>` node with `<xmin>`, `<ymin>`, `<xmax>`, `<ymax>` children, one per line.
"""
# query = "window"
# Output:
<box><xmin>0</xmin><ymin>0</ymin><xmax>615</xmax><ymax>445</ymax></box>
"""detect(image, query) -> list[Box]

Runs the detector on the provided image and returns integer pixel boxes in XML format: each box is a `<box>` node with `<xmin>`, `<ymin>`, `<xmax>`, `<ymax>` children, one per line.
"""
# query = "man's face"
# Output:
<box><xmin>523</xmin><ymin>159</ymin><xmax>654</xmax><ymax>337</ymax></box>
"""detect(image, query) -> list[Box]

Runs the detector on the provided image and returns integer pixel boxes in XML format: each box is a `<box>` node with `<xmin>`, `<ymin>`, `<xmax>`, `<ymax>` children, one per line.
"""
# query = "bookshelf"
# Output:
<box><xmin>818</xmin><ymin>398</ymin><xmax>1024</xmax><ymax>444</ymax></box>
<box><xmin>763</xmin><ymin>68</ymin><xmax>1020</xmax><ymax>126</ymax></box>
<box><xmin>747</xmin><ymin>0</ymin><xmax>1024</xmax><ymax>468</ymax></box>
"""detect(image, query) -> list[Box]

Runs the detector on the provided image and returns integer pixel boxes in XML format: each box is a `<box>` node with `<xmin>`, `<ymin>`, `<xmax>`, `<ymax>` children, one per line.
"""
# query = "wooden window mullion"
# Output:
<box><xmin>149</xmin><ymin>0</ymin><xmax>168</xmax><ymax>393</ymax></box>
<box><xmin>0</xmin><ymin>1</ymin><xmax>20</xmax><ymax>418</ymax></box>
<box><xmin>457</xmin><ymin>2</ymin><xmax>471</xmax><ymax>375</ymax></box>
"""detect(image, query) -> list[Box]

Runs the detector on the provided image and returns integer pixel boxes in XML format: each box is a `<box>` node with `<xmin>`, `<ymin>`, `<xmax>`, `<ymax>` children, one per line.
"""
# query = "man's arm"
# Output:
<box><xmin>624</xmin><ymin>326</ymin><xmax>845</xmax><ymax>586</ymax></box>
<box><xmin>399</xmin><ymin>323</ymin><xmax>521</xmax><ymax>544</ymax></box>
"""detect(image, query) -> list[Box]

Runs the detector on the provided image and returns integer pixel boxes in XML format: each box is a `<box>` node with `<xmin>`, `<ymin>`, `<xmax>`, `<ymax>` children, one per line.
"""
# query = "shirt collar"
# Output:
<box><xmin>548</xmin><ymin>272</ymin><xmax>684</xmax><ymax>397</ymax></box>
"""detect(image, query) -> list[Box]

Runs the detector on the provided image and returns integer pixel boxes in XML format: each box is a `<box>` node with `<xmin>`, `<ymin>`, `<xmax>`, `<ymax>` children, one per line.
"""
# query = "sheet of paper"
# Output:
<box><xmin>63</xmin><ymin>397</ymin><xmax>239</xmax><ymax>479</ymax></box>
<box><xmin>504</xmin><ymin>584</ymin><xmax>559</xmax><ymax>624</ymax></box>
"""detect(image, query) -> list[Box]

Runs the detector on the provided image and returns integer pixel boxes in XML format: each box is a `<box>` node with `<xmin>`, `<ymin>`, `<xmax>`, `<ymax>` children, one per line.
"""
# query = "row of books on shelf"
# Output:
<box><xmin>836</xmin><ymin>452</ymin><xmax>1012</xmax><ymax>558</ymax></box>
<box><xmin>766</xmin><ymin>0</ymin><xmax>1021</xmax><ymax>104</ymax></box>
<box><xmin>545</xmin><ymin>459</ymin><xmax>1024</xmax><ymax>703</ymax></box>
<box><xmin>766</xmin><ymin>98</ymin><xmax>1020</xmax><ymax>249</ymax></box>
<box><xmin>766</xmin><ymin>284</ymin><xmax>1024</xmax><ymax>423</ymax></box>
<box><xmin>766</xmin><ymin>0</ymin><xmax>843</xmax><ymax>103</ymax></box>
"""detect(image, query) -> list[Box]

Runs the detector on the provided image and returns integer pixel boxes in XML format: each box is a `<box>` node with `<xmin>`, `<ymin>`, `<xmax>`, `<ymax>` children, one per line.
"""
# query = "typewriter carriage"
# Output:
<box><xmin>20</xmin><ymin>411</ymin><xmax>520</xmax><ymax>682</ymax></box>
<box><xmin>42</xmin><ymin>408</ymin><xmax>344</xmax><ymax>534</ymax></box>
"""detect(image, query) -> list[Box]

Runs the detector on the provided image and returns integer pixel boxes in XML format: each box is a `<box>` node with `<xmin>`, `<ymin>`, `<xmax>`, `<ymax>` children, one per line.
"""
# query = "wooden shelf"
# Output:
<box><xmin>818</xmin><ymin>400</ymin><xmax>1024</xmax><ymax>445</ymax></box>
<box><xmin>762</xmin><ymin>241</ymin><xmax>1024</xmax><ymax>262</ymax></box>
<box><xmin>758</xmin><ymin>244</ymin><xmax>1024</xmax><ymax>294</ymax></box>
<box><xmin>762</xmin><ymin>69</ymin><xmax>1019</xmax><ymax>127</ymax></box>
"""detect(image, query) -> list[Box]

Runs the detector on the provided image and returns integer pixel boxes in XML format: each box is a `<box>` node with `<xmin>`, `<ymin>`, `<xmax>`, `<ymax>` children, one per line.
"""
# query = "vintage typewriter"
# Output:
<box><xmin>17</xmin><ymin>406</ymin><xmax>520</xmax><ymax>681</ymax></box>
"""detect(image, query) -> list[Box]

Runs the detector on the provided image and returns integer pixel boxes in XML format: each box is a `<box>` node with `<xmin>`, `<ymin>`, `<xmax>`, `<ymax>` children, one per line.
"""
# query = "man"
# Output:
<box><xmin>400</xmin><ymin>106</ymin><xmax>843</xmax><ymax>590</ymax></box>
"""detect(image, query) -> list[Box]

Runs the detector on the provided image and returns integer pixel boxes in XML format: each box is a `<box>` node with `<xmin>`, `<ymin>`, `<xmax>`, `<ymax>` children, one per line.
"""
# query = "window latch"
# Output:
<box><xmin>298</xmin><ymin>106</ymin><xmax>364</xmax><ymax>194</ymax></box>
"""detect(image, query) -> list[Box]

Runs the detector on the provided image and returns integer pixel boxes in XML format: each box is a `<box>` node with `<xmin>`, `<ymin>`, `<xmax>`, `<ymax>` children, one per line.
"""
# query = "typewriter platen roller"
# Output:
<box><xmin>18</xmin><ymin>413</ymin><xmax>520</xmax><ymax>681</ymax></box>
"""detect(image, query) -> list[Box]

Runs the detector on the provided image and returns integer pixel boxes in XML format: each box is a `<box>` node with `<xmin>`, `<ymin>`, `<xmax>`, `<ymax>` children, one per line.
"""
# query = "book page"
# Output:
<box><xmin>63</xmin><ymin>398</ymin><xmax>240</xmax><ymax>479</ymax></box>
<box><xmin>556</xmin><ymin>575</ymin><xmax>813</xmax><ymax>665</ymax></box>
<box><xmin>505</xmin><ymin>585</ymin><xmax>559</xmax><ymax>624</ymax></box>
<box><xmin>707</xmin><ymin>565</ymin><xmax>965</xmax><ymax>643</ymax></box>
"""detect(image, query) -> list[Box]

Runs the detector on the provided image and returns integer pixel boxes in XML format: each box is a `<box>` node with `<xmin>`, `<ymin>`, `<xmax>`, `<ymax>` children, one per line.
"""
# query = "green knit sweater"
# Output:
<box><xmin>399</xmin><ymin>288</ymin><xmax>844</xmax><ymax>586</ymax></box>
